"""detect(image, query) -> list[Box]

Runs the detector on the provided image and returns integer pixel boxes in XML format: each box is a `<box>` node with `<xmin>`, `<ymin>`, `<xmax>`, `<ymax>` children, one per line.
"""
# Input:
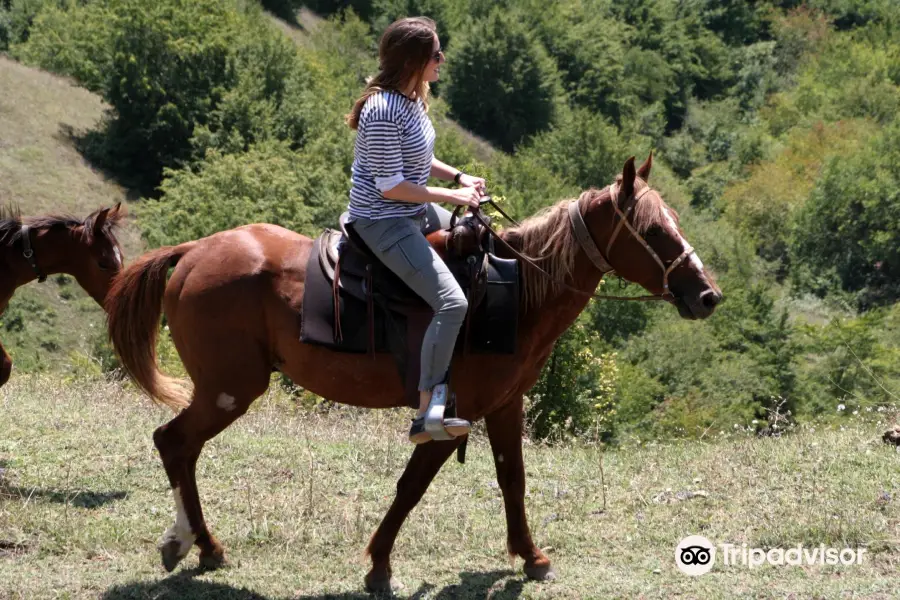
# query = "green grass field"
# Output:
<box><xmin>1</xmin><ymin>376</ymin><xmax>898</xmax><ymax>599</ymax></box>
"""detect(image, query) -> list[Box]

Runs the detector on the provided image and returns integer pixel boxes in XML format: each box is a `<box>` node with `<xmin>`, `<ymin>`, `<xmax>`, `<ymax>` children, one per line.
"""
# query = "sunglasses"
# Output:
<box><xmin>431</xmin><ymin>47</ymin><xmax>443</xmax><ymax>62</ymax></box>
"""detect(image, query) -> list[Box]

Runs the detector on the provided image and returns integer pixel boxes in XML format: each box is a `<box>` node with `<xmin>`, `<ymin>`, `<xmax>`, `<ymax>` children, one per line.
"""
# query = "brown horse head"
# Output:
<box><xmin>0</xmin><ymin>203</ymin><xmax>126</xmax><ymax>305</ymax></box>
<box><xmin>589</xmin><ymin>154</ymin><xmax>721</xmax><ymax>319</ymax></box>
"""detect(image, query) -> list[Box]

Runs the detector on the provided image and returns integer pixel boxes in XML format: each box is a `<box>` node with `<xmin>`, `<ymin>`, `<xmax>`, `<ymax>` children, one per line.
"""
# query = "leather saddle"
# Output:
<box><xmin>322</xmin><ymin>212</ymin><xmax>489</xmax><ymax>318</ymax></box>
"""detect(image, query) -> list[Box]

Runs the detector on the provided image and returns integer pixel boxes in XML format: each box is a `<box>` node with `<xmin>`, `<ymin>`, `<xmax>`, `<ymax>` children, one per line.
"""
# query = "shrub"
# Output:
<box><xmin>526</xmin><ymin>318</ymin><xmax>619</xmax><ymax>442</ymax></box>
<box><xmin>444</xmin><ymin>8</ymin><xmax>562</xmax><ymax>151</ymax></box>
<box><xmin>138</xmin><ymin>141</ymin><xmax>349</xmax><ymax>247</ymax></box>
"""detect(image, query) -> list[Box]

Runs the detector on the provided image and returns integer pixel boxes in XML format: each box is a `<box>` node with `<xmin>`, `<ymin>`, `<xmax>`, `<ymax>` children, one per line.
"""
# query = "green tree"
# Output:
<box><xmin>527</xmin><ymin>318</ymin><xmax>619</xmax><ymax>442</ymax></box>
<box><xmin>791</xmin><ymin>121</ymin><xmax>900</xmax><ymax>308</ymax></box>
<box><xmin>138</xmin><ymin>141</ymin><xmax>349</xmax><ymax>247</ymax></box>
<box><xmin>444</xmin><ymin>8</ymin><xmax>562</xmax><ymax>151</ymax></box>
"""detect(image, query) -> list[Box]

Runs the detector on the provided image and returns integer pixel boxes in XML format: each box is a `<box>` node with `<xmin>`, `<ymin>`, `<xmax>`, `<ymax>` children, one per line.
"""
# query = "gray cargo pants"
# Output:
<box><xmin>351</xmin><ymin>204</ymin><xmax>465</xmax><ymax>391</ymax></box>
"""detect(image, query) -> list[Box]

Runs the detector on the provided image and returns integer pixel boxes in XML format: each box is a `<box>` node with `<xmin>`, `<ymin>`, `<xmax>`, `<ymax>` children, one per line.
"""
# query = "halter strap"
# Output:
<box><xmin>567</xmin><ymin>199</ymin><xmax>613</xmax><ymax>273</ymax></box>
<box><xmin>20</xmin><ymin>225</ymin><xmax>47</xmax><ymax>283</ymax></box>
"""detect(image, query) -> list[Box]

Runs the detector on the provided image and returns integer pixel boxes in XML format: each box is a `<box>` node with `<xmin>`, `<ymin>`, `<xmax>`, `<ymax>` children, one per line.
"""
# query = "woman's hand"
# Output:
<box><xmin>458</xmin><ymin>173</ymin><xmax>486</xmax><ymax>195</ymax></box>
<box><xmin>447</xmin><ymin>186</ymin><xmax>481</xmax><ymax>208</ymax></box>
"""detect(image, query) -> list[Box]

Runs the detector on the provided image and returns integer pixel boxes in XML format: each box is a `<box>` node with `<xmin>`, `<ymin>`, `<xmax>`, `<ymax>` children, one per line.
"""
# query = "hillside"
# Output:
<box><xmin>0</xmin><ymin>56</ymin><xmax>140</xmax><ymax>374</ymax></box>
<box><xmin>2</xmin><ymin>0</ymin><xmax>899</xmax><ymax>444</ymax></box>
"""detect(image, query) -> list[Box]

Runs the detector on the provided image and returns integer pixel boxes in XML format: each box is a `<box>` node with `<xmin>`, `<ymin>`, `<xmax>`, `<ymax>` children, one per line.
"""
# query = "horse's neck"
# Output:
<box><xmin>0</xmin><ymin>248</ymin><xmax>25</xmax><ymax>305</ymax></box>
<box><xmin>503</xmin><ymin>224</ymin><xmax>603</xmax><ymax>345</ymax></box>
<box><xmin>0</xmin><ymin>228</ymin><xmax>60</xmax><ymax>290</ymax></box>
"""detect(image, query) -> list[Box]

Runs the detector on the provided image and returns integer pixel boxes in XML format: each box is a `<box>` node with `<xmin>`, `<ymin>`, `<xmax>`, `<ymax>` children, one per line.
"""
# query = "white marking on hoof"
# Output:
<box><xmin>158</xmin><ymin>487</ymin><xmax>196</xmax><ymax>559</ymax></box>
<box><xmin>216</xmin><ymin>393</ymin><xmax>236</xmax><ymax>412</ymax></box>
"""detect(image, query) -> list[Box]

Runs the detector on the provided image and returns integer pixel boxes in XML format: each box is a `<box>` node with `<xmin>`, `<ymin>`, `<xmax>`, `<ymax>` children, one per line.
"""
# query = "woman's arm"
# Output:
<box><xmin>383</xmin><ymin>181</ymin><xmax>480</xmax><ymax>207</ymax></box>
<box><xmin>430</xmin><ymin>157</ymin><xmax>458</xmax><ymax>181</ymax></box>
<box><xmin>431</xmin><ymin>157</ymin><xmax>486</xmax><ymax>193</ymax></box>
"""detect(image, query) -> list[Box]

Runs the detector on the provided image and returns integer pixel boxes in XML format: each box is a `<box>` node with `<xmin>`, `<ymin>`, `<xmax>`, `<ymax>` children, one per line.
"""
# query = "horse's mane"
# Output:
<box><xmin>0</xmin><ymin>205</ymin><xmax>24</xmax><ymax>246</ymax></box>
<box><xmin>503</xmin><ymin>178</ymin><xmax>678</xmax><ymax>310</ymax></box>
<box><xmin>615</xmin><ymin>176</ymin><xmax>681</xmax><ymax>235</ymax></box>
<box><xmin>503</xmin><ymin>199</ymin><xmax>579</xmax><ymax>311</ymax></box>
<box><xmin>0</xmin><ymin>204</ymin><xmax>124</xmax><ymax>247</ymax></box>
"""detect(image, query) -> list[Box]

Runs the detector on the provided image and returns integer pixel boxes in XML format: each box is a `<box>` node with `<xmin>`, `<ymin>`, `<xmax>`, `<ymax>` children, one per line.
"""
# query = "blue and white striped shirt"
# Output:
<box><xmin>348</xmin><ymin>90</ymin><xmax>436</xmax><ymax>220</ymax></box>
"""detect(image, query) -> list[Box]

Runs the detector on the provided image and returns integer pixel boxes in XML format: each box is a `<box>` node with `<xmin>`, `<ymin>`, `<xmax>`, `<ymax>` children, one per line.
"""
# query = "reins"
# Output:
<box><xmin>454</xmin><ymin>188</ymin><xmax>693</xmax><ymax>303</ymax></box>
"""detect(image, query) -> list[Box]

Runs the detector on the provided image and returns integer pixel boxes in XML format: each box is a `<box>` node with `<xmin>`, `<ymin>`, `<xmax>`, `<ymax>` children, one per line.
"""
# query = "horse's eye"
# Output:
<box><xmin>646</xmin><ymin>226</ymin><xmax>662</xmax><ymax>238</ymax></box>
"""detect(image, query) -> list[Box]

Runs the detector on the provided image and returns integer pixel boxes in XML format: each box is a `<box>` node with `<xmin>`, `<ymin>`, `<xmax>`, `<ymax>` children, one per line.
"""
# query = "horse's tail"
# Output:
<box><xmin>106</xmin><ymin>243</ymin><xmax>196</xmax><ymax>412</ymax></box>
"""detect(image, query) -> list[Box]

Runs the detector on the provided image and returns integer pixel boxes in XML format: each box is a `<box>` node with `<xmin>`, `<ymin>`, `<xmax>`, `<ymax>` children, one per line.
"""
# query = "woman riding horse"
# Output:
<box><xmin>346</xmin><ymin>17</ymin><xmax>486</xmax><ymax>444</ymax></box>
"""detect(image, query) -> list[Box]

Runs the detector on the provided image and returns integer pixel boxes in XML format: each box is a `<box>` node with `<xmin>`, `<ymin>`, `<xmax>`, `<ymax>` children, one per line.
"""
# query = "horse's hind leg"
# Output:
<box><xmin>365</xmin><ymin>438</ymin><xmax>462</xmax><ymax>592</ymax></box>
<box><xmin>154</xmin><ymin>351</ymin><xmax>270</xmax><ymax>572</ymax></box>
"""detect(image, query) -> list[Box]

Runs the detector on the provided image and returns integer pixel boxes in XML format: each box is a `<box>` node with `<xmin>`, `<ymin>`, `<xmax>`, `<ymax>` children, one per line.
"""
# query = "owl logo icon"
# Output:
<box><xmin>676</xmin><ymin>536</ymin><xmax>715</xmax><ymax>575</ymax></box>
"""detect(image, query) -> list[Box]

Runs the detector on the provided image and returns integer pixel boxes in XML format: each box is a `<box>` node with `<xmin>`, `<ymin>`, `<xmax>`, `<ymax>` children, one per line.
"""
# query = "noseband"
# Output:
<box><xmin>568</xmin><ymin>183</ymin><xmax>695</xmax><ymax>301</ymax></box>
<box><xmin>19</xmin><ymin>225</ymin><xmax>47</xmax><ymax>283</ymax></box>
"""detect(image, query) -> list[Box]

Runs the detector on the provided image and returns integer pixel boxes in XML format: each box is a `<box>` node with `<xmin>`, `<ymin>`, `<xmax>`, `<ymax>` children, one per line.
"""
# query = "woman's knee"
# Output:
<box><xmin>437</xmin><ymin>288</ymin><xmax>468</xmax><ymax>319</ymax></box>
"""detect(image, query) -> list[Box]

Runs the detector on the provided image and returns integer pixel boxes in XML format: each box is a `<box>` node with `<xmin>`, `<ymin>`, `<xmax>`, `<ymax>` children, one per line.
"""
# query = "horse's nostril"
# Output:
<box><xmin>701</xmin><ymin>290</ymin><xmax>721</xmax><ymax>310</ymax></box>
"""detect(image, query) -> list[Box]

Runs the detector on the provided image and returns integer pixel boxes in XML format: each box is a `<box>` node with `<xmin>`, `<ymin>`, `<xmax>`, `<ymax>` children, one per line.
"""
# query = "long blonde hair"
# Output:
<box><xmin>346</xmin><ymin>17</ymin><xmax>436</xmax><ymax>130</ymax></box>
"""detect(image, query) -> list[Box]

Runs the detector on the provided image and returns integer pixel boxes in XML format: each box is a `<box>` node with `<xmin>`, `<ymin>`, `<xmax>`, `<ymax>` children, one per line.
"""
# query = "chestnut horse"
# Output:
<box><xmin>0</xmin><ymin>204</ymin><xmax>125</xmax><ymax>388</ymax></box>
<box><xmin>106</xmin><ymin>156</ymin><xmax>721</xmax><ymax>591</ymax></box>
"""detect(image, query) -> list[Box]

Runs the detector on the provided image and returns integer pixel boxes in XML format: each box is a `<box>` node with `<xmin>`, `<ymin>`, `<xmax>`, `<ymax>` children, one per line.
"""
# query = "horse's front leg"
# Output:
<box><xmin>485</xmin><ymin>397</ymin><xmax>555</xmax><ymax>581</ymax></box>
<box><xmin>365</xmin><ymin>438</ymin><xmax>462</xmax><ymax>592</ymax></box>
<box><xmin>0</xmin><ymin>340</ymin><xmax>12</xmax><ymax>388</ymax></box>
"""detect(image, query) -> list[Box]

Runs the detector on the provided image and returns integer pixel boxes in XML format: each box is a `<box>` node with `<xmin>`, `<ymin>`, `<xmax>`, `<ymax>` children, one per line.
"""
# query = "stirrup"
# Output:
<box><xmin>423</xmin><ymin>383</ymin><xmax>470</xmax><ymax>441</ymax></box>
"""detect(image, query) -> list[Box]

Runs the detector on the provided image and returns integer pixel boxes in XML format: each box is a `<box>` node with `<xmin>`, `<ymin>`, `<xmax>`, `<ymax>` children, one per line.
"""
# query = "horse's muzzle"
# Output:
<box><xmin>677</xmin><ymin>288</ymin><xmax>722</xmax><ymax>320</ymax></box>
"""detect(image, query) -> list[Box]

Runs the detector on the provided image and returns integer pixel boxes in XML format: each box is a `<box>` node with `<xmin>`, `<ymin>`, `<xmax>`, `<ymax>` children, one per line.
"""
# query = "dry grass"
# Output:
<box><xmin>0</xmin><ymin>376</ymin><xmax>898</xmax><ymax>599</ymax></box>
<box><xmin>0</xmin><ymin>57</ymin><xmax>140</xmax><ymax>251</ymax></box>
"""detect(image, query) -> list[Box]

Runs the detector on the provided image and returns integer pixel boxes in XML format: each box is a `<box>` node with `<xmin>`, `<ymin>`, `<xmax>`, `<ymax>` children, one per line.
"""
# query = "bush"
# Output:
<box><xmin>720</xmin><ymin>119</ymin><xmax>876</xmax><ymax>269</ymax></box>
<box><xmin>516</xmin><ymin>107</ymin><xmax>629</xmax><ymax>191</ymax></box>
<box><xmin>444</xmin><ymin>8</ymin><xmax>562</xmax><ymax>151</ymax></box>
<box><xmin>794</xmin><ymin>305</ymin><xmax>900</xmax><ymax>419</ymax></box>
<box><xmin>190</xmin><ymin>25</ymin><xmax>306</xmax><ymax>157</ymax></box>
<box><xmin>138</xmin><ymin>141</ymin><xmax>349</xmax><ymax>247</ymax></box>
<box><xmin>526</xmin><ymin>318</ymin><xmax>619</xmax><ymax>442</ymax></box>
<box><xmin>10</xmin><ymin>0</ymin><xmax>114</xmax><ymax>91</ymax></box>
<box><xmin>790</xmin><ymin>120</ymin><xmax>900</xmax><ymax>307</ymax></box>
<box><xmin>99</xmin><ymin>0</ymin><xmax>251</xmax><ymax>188</ymax></box>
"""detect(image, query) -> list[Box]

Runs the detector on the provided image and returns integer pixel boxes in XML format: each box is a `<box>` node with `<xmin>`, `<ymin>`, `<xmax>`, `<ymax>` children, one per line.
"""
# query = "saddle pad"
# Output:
<box><xmin>300</xmin><ymin>234</ymin><xmax>390</xmax><ymax>353</ymax></box>
<box><xmin>468</xmin><ymin>254</ymin><xmax>519</xmax><ymax>354</ymax></box>
<box><xmin>301</xmin><ymin>234</ymin><xmax>520</xmax><ymax>355</ymax></box>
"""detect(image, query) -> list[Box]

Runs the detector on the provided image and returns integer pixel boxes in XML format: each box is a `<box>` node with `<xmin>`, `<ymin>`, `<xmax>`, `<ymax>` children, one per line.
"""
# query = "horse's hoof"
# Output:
<box><xmin>198</xmin><ymin>548</ymin><xmax>227</xmax><ymax>571</ymax></box>
<box><xmin>364</xmin><ymin>573</ymin><xmax>403</xmax><ymax>594</ymax></box>
<box><xmin>524</xmin><ymin>563</ymin><xmax>557</xmax><ymax>581</ymax></box>
<box><xmin>159</xmin><ymin>539</ymin><xmax>188</xmax><ymax>573</ymax></box>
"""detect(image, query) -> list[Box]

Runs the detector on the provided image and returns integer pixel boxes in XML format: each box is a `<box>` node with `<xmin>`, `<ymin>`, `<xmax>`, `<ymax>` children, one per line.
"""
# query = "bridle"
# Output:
<box><xmin>569</xmin><ymin>182</ymin><xmax>696</xmax><ymax>301</ymax></box>
<box><xmin>19</xmin><ymin>224</ymin><xmax>47</xmax><ymax>283</ymax></box>
<box><xmin>461</xmin><ymin>183</ymin><xmax>696</xmax><ymax>302</ymax></box>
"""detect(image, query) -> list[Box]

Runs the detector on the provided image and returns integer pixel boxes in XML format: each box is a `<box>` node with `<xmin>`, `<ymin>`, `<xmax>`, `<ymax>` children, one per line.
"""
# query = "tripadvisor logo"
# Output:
<box><xmin>676</xmin><ymin>535</ymin><xmax>715</xmax><ymax>576</ymax></box>
<box><xmin>675</xmin><ymin>535</ymin><xmax>868</xmax><ymax>575</ymax></box>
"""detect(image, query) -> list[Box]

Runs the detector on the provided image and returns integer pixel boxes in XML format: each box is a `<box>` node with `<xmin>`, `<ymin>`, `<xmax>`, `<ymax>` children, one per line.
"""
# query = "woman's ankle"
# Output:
<box><xmin>416</xmin><ymin>389</ymin><xmax>432</xmax><ymax>417</ymax></box>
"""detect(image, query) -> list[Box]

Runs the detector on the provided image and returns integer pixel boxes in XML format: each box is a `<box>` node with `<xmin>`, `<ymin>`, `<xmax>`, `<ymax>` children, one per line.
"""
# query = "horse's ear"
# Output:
<box><xmin>110</xmin><ymin>202</ymin><xmax>125</xmax><ymax>223</ymax></box>
<box><xmin>91</xmin><ymin>207</ymin><xmax>111</xmax><ymax>237</ymax></box>
<box><xmin>637</xmin><ymin>151</ymin><xmax>653</xmax><ymax>181</ymax></box>
<box><xmin>621</xmin><ymin>156</ymin><xmax>636</xmax><ymax>201</ymax></box>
